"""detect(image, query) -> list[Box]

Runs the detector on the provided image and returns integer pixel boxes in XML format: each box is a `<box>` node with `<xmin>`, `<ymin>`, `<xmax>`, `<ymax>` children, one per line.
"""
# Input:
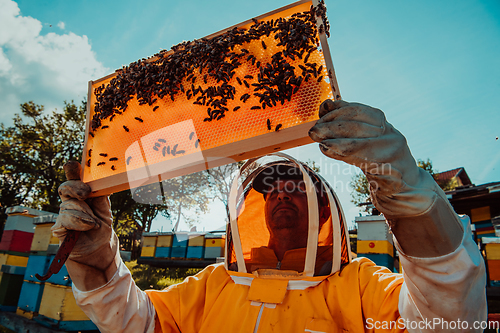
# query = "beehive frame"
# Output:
<box><xmin>83</xmin><ymin>0</ymin><xmax>341</xmax><ymax>197</ymax></box>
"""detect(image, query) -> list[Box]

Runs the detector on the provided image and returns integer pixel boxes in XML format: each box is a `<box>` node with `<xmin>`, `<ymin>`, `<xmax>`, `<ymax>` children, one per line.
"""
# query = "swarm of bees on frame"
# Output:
<box><xmin>88</xmin><ymin>1</ymin><xmax>331</xmax><ymax>171</ymax></box>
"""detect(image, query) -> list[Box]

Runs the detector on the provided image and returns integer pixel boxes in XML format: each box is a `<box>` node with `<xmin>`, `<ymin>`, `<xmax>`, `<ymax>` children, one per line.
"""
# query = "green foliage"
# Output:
<box><xmin>349</xmin><ymin>172</ymin><xmax>371</xmax><ymax>213</ymax></box>
<box><xmin>125</xmin><ymin>260</ymin><xmax>201</xmax><ymax>290</ymax></box>
<box><xmin>0</xmin><ymin>101</ymin><xmax>86</xmax><ymax>229</ymax></box>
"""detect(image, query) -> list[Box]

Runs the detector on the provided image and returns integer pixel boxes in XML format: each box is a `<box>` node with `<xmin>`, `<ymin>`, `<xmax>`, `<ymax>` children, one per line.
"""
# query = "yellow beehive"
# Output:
<box><xmin>188</xmin><ymin>234</ymin><xmax>205</xmax><ymax>247</ymax></box>
<box><xmin>31</xmin><ymin>223</ymin><xmax>59</xmax><ymax>252</ymax></box>
<box><xmin>82</xmin><ymin>0</ymin><xmax>340</xmax><ymax>197</ymax></box>
<box><xmin>157</xmin><ymin>234</ymin><xmax>173</xmax><ymax>247</ymax></box>
<box><xmin>485</xmin><ymin>243</ymin><xmax>500</xmax><ymax>260</ymax></box>
<box><xmin>357</xmin><ymin>240</ymin><xmax>394</xmax><ymax>257</ymax></box>
<box><xmin>38</xmin><ymin>283</ymin><xmax>90</xmax><ymax>321</ymax></box>
<box><xmin>16</xmin><ymin>307</ymin><xmax>35</xmax><ymax>319</ymax></box>
<box><xmin>143</xmin><ymin>235</ymin><xmax>158</xmax><ymax>247</ymax></box>
<box><xmin>205</xmin><ymin>237</ymin><xmax>224</xmax><ymax>248</ymax></box>
<box><xmin>141</xmin><ymin>234</ymin><xmax>158</xmax><ymax>257</ymax></box>
<box><xmin>5</xmin><ymin>254</ymin><xmax>29</xmax><ymax>267</ymax></box>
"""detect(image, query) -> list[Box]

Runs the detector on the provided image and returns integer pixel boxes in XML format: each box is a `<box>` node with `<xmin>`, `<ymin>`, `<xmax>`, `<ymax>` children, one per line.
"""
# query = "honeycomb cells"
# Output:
<box><xmin>84</xmin><ymin>7</ymin><xmax>334</xmax><ymax>183</ymax></box>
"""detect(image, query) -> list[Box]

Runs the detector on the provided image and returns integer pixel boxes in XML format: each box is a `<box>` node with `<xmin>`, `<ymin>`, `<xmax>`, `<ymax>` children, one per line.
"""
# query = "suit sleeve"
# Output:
<box><xmin>73</xmin><ymin>259</ymin><xmax>156</xmax><ymax>333</ymax></box>
<box><xmin>397</xmin><ymin>215</ymin><xmax>487</xmax><ymax>332</ymax></box>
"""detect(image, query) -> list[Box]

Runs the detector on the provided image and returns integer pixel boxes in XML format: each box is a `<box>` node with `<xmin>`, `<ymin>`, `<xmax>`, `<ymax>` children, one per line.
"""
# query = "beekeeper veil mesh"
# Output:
<box><xmin>225</xmin><ymin>153</ymin><xmax>351</xmax><ymax>277</ymax></box>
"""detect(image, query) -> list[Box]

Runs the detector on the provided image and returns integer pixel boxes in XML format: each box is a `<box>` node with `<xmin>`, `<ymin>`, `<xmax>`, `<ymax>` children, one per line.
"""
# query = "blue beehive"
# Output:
<box><xmin>17</xmin><ymin>280</ymin><xmax>44</xmax><ymax>313</ymax></box>
<box><xmin>155</xmin><ymin>247</ymin><xmax>172</xmax><ymax>258</ymax></box>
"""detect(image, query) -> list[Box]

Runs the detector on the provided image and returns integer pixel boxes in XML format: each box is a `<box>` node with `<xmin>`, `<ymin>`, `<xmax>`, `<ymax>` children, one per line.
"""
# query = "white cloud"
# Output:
<box><xmin>0</xmin><ymin>0</ymin><xmax>109</xmax><ymax>125</ymax></box>
<box><xmin>57</xmin><ymin>21</ymin><xmax>65</xmax><ymax>30</ymax></box>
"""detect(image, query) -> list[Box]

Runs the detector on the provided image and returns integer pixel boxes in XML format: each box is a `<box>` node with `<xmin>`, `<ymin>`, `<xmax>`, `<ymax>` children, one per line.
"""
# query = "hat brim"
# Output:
<box><xmin>252</xmin><ymin>163</ymin><xmax>305</xmax><ymax>194</ymax></box>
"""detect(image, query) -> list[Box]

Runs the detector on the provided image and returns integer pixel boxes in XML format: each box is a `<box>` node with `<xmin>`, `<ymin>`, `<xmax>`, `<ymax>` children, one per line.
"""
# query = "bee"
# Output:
<box><xmin>176</xmin><ymin>150</ymin><xmax>185</xmax><ymax>155</ymax></box>
<box><xmin>88</xmin><ymin>149</ymin><xmax>92</xmax><ymax>157</ymax></box>
<box><xmin>153</xmin><ymin>146</ymin><xmax>159</xmax><ymax>151</ymax></box>
<box><xmin>109</xmin><ymin>115</ymin><xmax>115</xmax><ymax>122</ymax></box>
<box><xmin>100</xmin><ymin>153</ymin><xmax>108</xmax><ymax>157</ymax></box>
<box><xmin>236</xmin><ymin>77</ymin><xmax>242</xmax><ymax>85</ymax></box>
<box><xmin>244</xmin><ymin>75</ymin><xmax>253</xmax><ymax>79</ymax></box>
<box><xmin>162</xmin><ymin>146</ymin><xmax>166</xmax><ymax>157</ymax></box>
<box><xmin>86</xmin><ymin>159</ymin><xmax>91</xmax><ymax>167</ymax></box>
<box><xmin>109</xmin><ymin>157</ymin><xmax>118</xmax><ymax>161</ymax></box>
<box><xmin>158</xmin><ymin>138</ymin><xmax>166</xmax><ymax>143</ymax></box>
<box><xmin>267</xmin><ymin>119</ymin><xmax>272</xmax><ymax>130</ymax></box>
<box><xmin>155</xmin><ymin>142</ymin><xmax>161</xmax><ymax>147</ymax></box>
<box><xmin>153</xmin><ymin>106</ymin><xmax>159</xmax><ymax>112</ymax></box>
<box><xmin>89</xmin><ymin>132</ymin><xmax>94</xmax><ymax>138</ymax></box>
<box><xmin>123</xmin><ymin>126</ymin><xmax>129</xmax><ymax>132</ymax></box>
<box><xmin>233</xmin><ymin>106</ymin><xmax>241</xmax><ymax>112</ymax></box>
<box><xmin>135</xmin><ymin>117</ymin><xmax>143</xmax><ymax>122</ymax></box>
<box><xmin>317</xmin><ymin>76</ymin><xmax>323</xmax><ymax>82</ymax></box>
<box><xmin>261</xmin><ymin>41</ymin><xmax>267</xmax><ymax>49</ymax></box>
<box><xmin>243</xmin><ymin>80</ymin><xmax>249</xmax><ymax>88</ymax></box>
<box><xmin>126</xmin><ymin>156</ymin><xmax>132</xmax><ymax>165</ymax></box>
<box><xmin>195</xmin><ymin>139</ymin><xmax>200</xmax><ymax>148</ymax></box>
<box><xmin>275</xmin><ymin>124</ymin><xmax>283</xmax><ymax>132</ymax></box>
<box><xmin>111</xmin><ymin>165</ymin><xmax>116</xmax><ymax>171</ymax></box>
<box><xmin>189</xmin><ymin>132</ymin><xmax>195</xmax><ymax>140</ymax></box>
<box><xmin>102</xmin><ymin>125</ymin><xmax>109</xmax><ymax>129</ymax></box>
<box><xmin>167</xmin><ymin>146</ymin><xmax>171</xmax><ymax>154</ymax></box>
<box><xmin>97</xmin><ymin>162</ymin><xmax>105</xmax><ymax>166</ymax></box>
<box><xmin>172</xmin><ymin>144</ymin><xmax>178</xmax><ymax>155</ymax></box>
<box><xmin>251</xmin><ymin>106</ymin><xmax>261</xmax><ymax>110</ymax></box>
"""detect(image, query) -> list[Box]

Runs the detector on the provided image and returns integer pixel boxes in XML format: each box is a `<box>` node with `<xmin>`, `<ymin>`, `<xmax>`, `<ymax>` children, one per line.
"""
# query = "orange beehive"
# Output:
<box><xmin>83</xmin><ymin>0</ymin><xmax>340</xmax><ymax>196</ymax></box>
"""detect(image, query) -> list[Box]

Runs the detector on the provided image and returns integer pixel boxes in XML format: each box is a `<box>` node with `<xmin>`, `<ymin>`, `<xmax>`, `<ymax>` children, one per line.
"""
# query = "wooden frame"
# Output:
<box><xmin>83</xmin><ymin>0</ymin><xmax>341</xmax><ymax>197</ymax></box>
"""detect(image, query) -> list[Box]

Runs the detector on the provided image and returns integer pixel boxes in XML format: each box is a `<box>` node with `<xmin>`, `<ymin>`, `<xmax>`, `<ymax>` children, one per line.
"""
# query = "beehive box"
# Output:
<box><xmin>0</xmin><ymin>253</ymin><xmax>28</xmax><ymax>288</ymax></box>
<box><xmin>17</xmin><ymin>280</ymin><xmax>45</xmax><ymax>314</ymax></box>
<box><xmin>204</xmin><ymin>234</ymin><xmax>225</xmax><ymax>259</ymax></box>
<box><xmin>185</xmin><ymin>233</ymin><xmax>204</xmax><ymax>259</ymax></box>
<box><xmin>482</xmin><ymin>237</ymin><xmax>500</xmax><ymax>283</ymax></box>
<box><xmin>82</xmin><ymin>0</ymin><xmax>340</xmax><ymax>197</ymax></box>
<box><xmin>155</xmin><ymin>232</ymin><xmax>173</xmax><ymax>258</ymax></box>
<box><xmin>38</xmin><ymin>283</ymin><xmax>90</xmax><ymax>321</ymax></box>
<box><xmin>141</xmin><ymin>233</ymin><xmax>158</xmax><ymax>258</ymax></box>
<box><xmin>36</xmin><ymin>282</ymin><xmax>97</xmax><ymax>331</ymax></box>
<box><xmin>31</xmin><ymin>214</ymin><xmax>59</xmax><ymax>253</ymax></box>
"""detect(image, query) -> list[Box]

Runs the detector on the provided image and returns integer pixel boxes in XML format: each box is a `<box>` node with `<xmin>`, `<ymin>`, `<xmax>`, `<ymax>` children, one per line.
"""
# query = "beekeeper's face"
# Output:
<box><xmin>264</xmin><ymin>179</ymin><xmax>309</xmax><ymax>242</ymax></box>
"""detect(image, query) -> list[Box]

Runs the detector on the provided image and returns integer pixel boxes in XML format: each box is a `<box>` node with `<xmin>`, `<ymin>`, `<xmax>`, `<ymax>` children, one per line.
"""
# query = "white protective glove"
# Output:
<box><xmin>309</xmin><ymin>100</ymin><xmax>463</xmax><ymax>257</ymax></box>
<box><xmin>52</xmin><ymin>168</ymin><xmax>120</xmax><ymax>291</ymax></box>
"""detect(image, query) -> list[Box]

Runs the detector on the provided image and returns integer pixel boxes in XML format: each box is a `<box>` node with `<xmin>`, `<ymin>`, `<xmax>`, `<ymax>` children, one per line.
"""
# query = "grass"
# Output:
<box><xmin>125</xmin><ymin>260</ymin><xmax>201</xmax><ymax>290</ymax></box>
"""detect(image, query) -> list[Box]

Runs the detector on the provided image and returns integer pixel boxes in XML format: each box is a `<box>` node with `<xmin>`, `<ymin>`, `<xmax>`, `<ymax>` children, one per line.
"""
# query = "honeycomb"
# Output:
<box><xmin>83</xmin><ymin>0</ymin><xmax>339</xmax><ymax>191</ymax></box>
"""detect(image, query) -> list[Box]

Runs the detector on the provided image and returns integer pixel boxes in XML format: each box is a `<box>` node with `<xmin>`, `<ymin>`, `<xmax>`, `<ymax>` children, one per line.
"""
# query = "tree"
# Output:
<box><xmin>0</xmin><ymin>101</ymin><xmax>86</xmax><ymax>228</ymax></box>
<box><xmin>205</xmin><ymin>162</ymin><xmax>243</xmax><ymax>226</ymax></box>
<box><xmin>349</xmin><ymin>158</ymin><xmax>456</xmax><ymax>212</ymax></box>
<box><xmin>160</xmin><ymin>171</ymin><xmax>212</xmax><ymax>231</ymax></box>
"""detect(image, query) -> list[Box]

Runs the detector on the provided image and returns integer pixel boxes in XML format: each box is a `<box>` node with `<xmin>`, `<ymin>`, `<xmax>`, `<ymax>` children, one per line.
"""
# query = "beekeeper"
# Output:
<box><xmin>53</xmin><ymin>100</ymin><xmax>486</xmax><ymax>332</ymax></box>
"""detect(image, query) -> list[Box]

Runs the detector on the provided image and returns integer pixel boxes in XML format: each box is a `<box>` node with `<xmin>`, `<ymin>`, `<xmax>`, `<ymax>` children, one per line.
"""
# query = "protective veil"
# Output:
<box><xmin>225</xmin><ymin>152</ymin><xmax>351</xmax><ymax>277</ymax></box>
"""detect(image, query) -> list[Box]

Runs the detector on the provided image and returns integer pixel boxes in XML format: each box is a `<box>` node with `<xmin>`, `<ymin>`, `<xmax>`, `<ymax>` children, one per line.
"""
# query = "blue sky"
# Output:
<box><xmin>1</xmin><ymin>0</ymin><xmax>499</xmax><ymax>231</ymax></box>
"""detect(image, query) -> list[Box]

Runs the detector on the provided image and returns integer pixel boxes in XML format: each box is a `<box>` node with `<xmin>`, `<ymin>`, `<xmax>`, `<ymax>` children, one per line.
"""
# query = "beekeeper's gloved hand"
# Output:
<box><xmin>309</xmin><ymin>100</ymin><xmax>463</xmax><ymax>257</ymax></box>
<box><xmin>52</xmin><ymin>166</ymin><xmax>120</xmax><ymax>291</ymax></box>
